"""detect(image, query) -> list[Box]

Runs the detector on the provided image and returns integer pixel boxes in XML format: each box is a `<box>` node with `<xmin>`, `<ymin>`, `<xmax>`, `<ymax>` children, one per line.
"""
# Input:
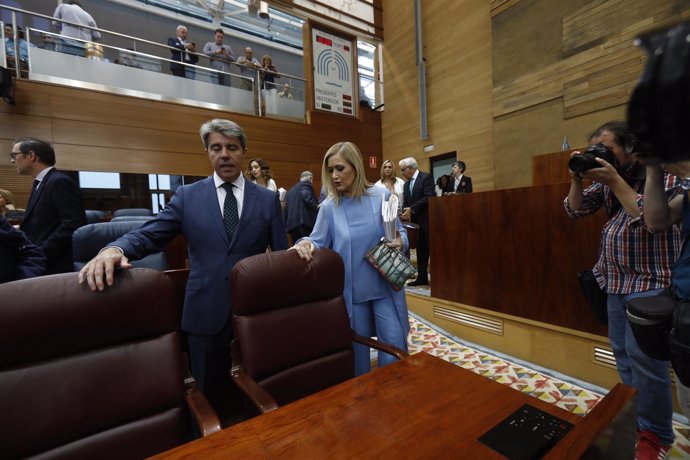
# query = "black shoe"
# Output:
<box><xmin>407</xmin><ymin>279</ymin><xmax>428</xmax><ymax>287</ymax></box>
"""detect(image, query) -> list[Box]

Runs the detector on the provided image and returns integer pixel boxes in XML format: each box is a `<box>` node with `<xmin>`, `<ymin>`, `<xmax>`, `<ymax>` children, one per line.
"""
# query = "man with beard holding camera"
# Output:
<box><xmin>564</xmin><ymin>121</ymin><xmax>681</xmax><ymax>459</ymax></box>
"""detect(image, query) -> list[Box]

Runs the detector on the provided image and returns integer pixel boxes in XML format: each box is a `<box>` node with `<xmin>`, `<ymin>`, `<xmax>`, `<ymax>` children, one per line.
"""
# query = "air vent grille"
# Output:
<box><xmin>592</xmin><ymin>346</ymin><xmax>617</xmax><ymax>368</ymax></box>
<box><xmin>433</xmin><ymin>306</ymin><xmax>503</xmax><ymax>335</ymax></box>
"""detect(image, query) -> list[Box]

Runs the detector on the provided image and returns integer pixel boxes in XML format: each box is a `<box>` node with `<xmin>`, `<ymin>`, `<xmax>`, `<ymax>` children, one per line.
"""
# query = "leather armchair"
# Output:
<box><xmin>112</xmin><ymin>208</ymin><xmax>153</xmax><ymax>218</ymax></box>
<box><xmin>72</xmin><ymin>221</ymin><xmax>168</xmax><ymax>271</ymax></box>
<box><xmin>110</xmin><ymin>215</ymin><xmax>154</xmax><ymax>222</ymax></box>
<box><xmin>230</xmin><ymin>248</ymin><xmax>408</xmax><ymax>414</ymax></box>
<box><xmin>0</xmin><ymin>268</ymin><xmax>220</xmax><ymax>459</ymax></box>
<box><xmin>85</xmin><ymin>209</ymin><xmax>107</xmax><ymax>224</ymax></box>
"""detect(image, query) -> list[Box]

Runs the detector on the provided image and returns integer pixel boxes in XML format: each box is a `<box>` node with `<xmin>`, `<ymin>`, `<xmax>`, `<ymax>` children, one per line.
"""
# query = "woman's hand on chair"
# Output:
<box><xmin>289</xmin><ymin>240</ymin><xmax>315</xmax><ymax>262</ymax></box>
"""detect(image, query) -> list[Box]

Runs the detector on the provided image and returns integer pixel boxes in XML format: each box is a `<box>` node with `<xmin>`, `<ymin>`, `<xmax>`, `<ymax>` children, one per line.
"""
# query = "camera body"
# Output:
<box><xmin>568</xmin><ymin>143</ymin><xmax>618</xmax><ymax>173</ymax></box>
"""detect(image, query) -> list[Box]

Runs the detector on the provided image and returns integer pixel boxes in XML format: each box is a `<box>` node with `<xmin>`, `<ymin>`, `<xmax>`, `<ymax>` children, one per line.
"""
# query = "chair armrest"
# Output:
<box><xmin>352</xmin><ymin>331</ymin><xmax>410</xmax><ymax>360</ymax></box>
<box><xmin>183</xmin><ymin>378</ymin><xmax>221</xmax><ymax>437</ymax></box>
<box><xmin>230</xmin><ymin>339</ymin><xmax>279</xmax><ymax>414</ymax></box>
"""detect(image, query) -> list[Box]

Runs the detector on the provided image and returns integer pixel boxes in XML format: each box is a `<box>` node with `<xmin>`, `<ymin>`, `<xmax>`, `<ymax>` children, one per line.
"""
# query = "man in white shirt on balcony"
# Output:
<box><xmin>52</xmin><ymin>0</ymin><xmax>101</xmax><ymax>57</ymax></box>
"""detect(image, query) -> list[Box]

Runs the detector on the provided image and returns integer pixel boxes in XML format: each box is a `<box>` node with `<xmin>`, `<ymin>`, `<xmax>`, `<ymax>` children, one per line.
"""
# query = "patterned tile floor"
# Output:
<box><xmin>406</xmin><ymin>315</ymin><xmax>690</xmax><ymax>458</ymax></box>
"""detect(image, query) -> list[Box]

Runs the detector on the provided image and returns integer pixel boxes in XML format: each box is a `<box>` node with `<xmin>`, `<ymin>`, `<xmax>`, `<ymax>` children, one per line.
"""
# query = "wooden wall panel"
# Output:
<box><xmin>429</xmin><ymin>184</ymin><xmax>608</xmax><ymax>335</ymax></box>
<box><xmin>532</xmin><ymin>150</ymin><xmax>581</xmax><ymax>186</ymax></box>
<box><xmin>0</xmin><ymin>80</ymin><xmax>383</xmax><ymax>197</ymax></box>
<box><xmin>0</xmin><ymin>166</ymin><xmax>33</xmax><ymax>208</ymax></box>
<box><xmin>490</xmin><ymin>0</ymin><xmax>688</xmax><ymax>188</ymax></box>
<box><xmin>381</xmin><ymin>0</ymin><xmax>494</xmax><ymax>190</ymax></box>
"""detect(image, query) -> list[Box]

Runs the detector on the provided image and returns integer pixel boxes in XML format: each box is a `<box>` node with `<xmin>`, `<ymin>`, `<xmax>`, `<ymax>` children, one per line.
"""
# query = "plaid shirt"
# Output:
<box><xmin>564</xmin><ymin>172</ymin><xmax>683</xmax><ymax>295</ymax></box>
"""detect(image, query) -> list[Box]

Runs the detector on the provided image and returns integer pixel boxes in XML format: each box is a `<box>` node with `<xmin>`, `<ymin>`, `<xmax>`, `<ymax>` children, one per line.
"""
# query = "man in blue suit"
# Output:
<box><xmin>79</xmin><ymin>119</ymin><xmax>288</xmax><ymax>414</ymax></box>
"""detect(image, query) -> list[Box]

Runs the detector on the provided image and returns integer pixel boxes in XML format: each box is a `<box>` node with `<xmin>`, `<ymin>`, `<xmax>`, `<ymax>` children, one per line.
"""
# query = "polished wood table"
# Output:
<box><xmin>152</xmin><ymin>352</ymin><xmax>633</xmax><ymax>459</ymax></box>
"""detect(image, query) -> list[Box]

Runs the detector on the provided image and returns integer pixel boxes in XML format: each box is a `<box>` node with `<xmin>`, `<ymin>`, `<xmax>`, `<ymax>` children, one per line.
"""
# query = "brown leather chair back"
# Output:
<box><xmin>231</xmin><ymin>248</ymin><xmax>355</xmax><ymax>406</ymax></box>
<box><xmin>0</xmin><ymin>269</ymin><xmax>194</xmax><ymax>459</ymax></box>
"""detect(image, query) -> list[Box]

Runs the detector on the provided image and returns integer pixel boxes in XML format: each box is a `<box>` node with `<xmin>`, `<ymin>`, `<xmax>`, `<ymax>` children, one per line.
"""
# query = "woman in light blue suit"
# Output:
<box><xmin>291</xmin><ymin>142</ymin><xmax>410</xmax><ymax>375</ymax></box>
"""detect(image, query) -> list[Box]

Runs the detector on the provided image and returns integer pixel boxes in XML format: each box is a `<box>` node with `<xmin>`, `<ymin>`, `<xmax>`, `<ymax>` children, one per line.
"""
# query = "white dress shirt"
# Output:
<box><xmin>214</xmin><ymin>172</ymin><xmax>245</xmax><ymax>218</ymax></box>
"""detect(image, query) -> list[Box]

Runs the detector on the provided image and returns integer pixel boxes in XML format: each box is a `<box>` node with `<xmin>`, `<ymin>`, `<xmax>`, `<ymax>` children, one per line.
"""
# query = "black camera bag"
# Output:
<box><xmin>626</xmin><ymin>290</ymin><xmax>676</xmax><ymax>360</ymax></box>
<box><xmin>577</xmin><ymin>270</ymin><xmax>608</xmax><ymax>325</ymax></box>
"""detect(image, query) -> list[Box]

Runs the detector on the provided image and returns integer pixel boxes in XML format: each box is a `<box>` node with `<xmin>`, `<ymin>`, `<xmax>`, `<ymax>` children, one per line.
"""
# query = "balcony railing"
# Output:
<box><xmin>1</xmin><ymin>5</ymin><xmax>307</xmax><ymax>121</ymax></box>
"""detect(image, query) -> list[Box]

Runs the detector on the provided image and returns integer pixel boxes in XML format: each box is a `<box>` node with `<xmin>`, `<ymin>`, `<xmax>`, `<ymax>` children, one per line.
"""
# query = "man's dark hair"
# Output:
<box><xmin>452</xmin><ymin>160</ymin><xmax>466</xmax><ymax>173</ymax></box>
<box><xmin>14</xmin><ymin>137</ymin><xmax>56</xmax><ymax>166</ymax></box>
<box><xmin>214</xmin><ymin>28</ymin><xmax>224</xmax><ymax>35</ymax></box>
<box><xmin>589</xmin><ymin>121</ymin><xmax>637</xmax><ymax>153</ymax></box>
<box><xmin>67</xmin><ymin>0</ymin><xmax>83</xmax><ymax>6</ymax></box>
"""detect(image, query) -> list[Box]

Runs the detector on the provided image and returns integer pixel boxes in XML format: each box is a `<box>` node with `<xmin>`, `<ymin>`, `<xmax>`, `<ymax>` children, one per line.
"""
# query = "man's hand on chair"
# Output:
<box><xmin>78</xmin><ymin>247</ymin><xmax>132</xmax><ymax>291</ymax></box>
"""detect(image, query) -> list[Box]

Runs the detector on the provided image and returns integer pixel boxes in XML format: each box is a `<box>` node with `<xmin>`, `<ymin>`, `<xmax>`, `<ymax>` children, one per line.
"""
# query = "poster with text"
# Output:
<box><xmin>312</xmin><ymin>28</ymin><xmax>354</xmax><ymax>116</ymax></box>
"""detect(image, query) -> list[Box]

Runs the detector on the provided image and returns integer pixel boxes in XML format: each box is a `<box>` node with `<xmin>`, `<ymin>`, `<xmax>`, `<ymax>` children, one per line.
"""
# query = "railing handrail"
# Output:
<box><xmin>3</xmin><ymin>3</ymin><xmax>324</xmax><ymax>118</ymax></box>
<box><xmin>1</xmin><ymin>3</ymin><xmax>307</xmax><ymax>84</ymax></box>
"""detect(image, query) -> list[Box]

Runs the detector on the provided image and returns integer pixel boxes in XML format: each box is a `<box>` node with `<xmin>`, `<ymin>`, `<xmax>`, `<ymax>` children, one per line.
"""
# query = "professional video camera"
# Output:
<box><xmin>567</xmin><ymin>143</ymin><xmax>617</xmax><ymax>173</ymax></box>
<box><xmin>628</xmin><ymin>21</ymin><xmax>690</xmax><ymax>162</ymax></box>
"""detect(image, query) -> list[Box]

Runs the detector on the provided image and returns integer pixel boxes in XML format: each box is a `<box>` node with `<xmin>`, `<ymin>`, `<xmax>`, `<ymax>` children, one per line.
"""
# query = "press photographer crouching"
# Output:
<box><xmin>564</xmin><ymin>121</ymin><xmax>682</xmax><ymax>457</ymax></box>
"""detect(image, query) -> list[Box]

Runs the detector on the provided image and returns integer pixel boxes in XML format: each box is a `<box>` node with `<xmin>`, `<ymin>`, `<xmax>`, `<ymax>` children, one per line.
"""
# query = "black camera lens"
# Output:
<box><xmin>568</xmin><ymin>143</ymin><xmax>617</xmax><ymax>173</ymax></box>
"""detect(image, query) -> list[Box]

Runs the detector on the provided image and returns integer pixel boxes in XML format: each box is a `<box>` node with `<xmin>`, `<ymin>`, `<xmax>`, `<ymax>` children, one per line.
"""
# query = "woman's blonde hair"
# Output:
<box><xmin>379</xmin><ymin>159</ymin><xmax>399</xmax><ymax>184</ymax></box>
<box><xmin>321</xmin><ymin>142</ymin><xmax>371</xmax><ymax>206</ymax></box>
<box><xmin>0</xmin><ymin>188</ymin><xmax>15</xmax><ymax>205</ymax></box>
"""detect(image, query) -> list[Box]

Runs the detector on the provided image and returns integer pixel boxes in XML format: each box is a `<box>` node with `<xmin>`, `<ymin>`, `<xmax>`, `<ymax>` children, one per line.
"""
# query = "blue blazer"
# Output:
<box><xmin>307</xmin><ymin>189</ymin><xmax>410</xmax><ymax>341</ymax></box>
<box><xmin>20</xmin><ymin>168</ymin><xmax>86</xmax><ymax>274</ymax></box>
<box><xmin>112</xmin><ymin>177</ymin><xmax>288</xmax><ymax>335</ymax></box>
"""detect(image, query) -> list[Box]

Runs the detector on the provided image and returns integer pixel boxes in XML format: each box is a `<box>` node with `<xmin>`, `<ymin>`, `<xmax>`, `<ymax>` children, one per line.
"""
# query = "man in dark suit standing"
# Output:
<box><xmin>399</xmin><ymin>157</ymin><xmax>435</xmax><ymax>286</ymax></box>
<box><xmin>168</xmin><ymin>25</ymin><xmax>198</xmax><ymax>79</ymax></box>
<box><xmin>284</xmin><ymin>171</ymin><xmax>319</xmax><ymax>243</ymax></box>
<box><xmin>12</xmin><ymin>137</ymin><xmax>85</xmax><ymax>274</ymax></box>
<box><xmin>445</xmin><ymin>160</ymin><xmax>473</xmax><ymax>194</ymax></box>
<box><xmin>79</xmin><ymin>119</ymin><xmax>288</xmax><ymax>416</ymax></box>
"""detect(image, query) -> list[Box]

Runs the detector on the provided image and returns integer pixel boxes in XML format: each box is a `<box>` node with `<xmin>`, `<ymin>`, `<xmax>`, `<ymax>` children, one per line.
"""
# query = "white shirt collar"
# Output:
<box><xmin>214</xmin><ymin>171</ymin><xmax>245</xmax><ymax>190</ymax></box>
<box><xmin>35</xmin><ymin>166</ymin><xmax>54</xmax><ymax>182</ymax></box>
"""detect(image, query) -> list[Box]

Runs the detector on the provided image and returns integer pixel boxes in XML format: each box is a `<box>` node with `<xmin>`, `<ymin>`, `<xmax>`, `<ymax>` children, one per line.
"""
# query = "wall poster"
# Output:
<box><xmin>311</xmin><ymin>27</ymin><xmax>355</xmax><ymax>116</ymax></box>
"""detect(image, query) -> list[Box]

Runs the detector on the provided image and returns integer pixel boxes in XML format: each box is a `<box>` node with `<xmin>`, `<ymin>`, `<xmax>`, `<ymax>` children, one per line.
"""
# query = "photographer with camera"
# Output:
<box><xmin>642</xmin><ymin>159</ymin><xmax>690</xmax><ymax>426</ymax></box>
<box><xmin>203</xmin><ymin>28</ymin><xmax>235</xmax><ymax>86</ymax></box>
<box><xmin>564</xmin><ymin>121</ymin><xmax>681</xmax><ymax>459</ymax></box>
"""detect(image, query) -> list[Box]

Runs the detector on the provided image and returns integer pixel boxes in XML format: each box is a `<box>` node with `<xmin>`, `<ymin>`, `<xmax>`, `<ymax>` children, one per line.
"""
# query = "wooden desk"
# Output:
<box><xmin>152</xmin><ymin>352</ymin><xmax>632</xmax><ymax>459</ymax></box>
